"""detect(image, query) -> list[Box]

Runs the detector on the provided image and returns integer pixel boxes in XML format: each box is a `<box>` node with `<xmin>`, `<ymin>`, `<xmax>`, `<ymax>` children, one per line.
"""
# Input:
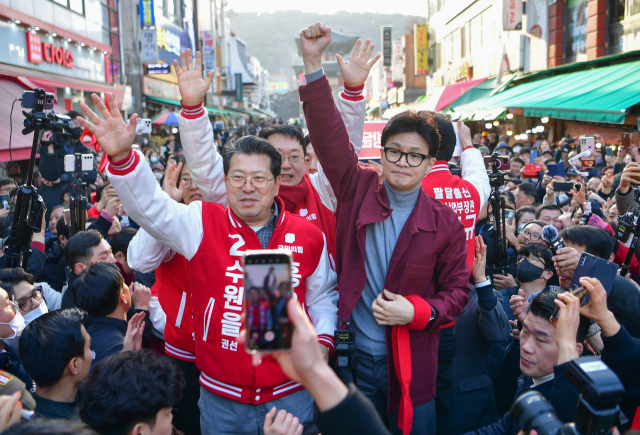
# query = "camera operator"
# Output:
<box><xmin>465</xmin><ymin>290</ymin><xmax>590</xmax><ymax>435</ymax></box>
<box><xmin>579</xmin><ymin>276</ymin><xmax>640</xmax><ymax>424</ymax></box>
<box><xmin>614</xmin><ymin>161</ymin><xmax>640</xmax><ymax>266</ymax></box>
<box><xmin>39</xmin><ymin>112</ymin><xmax>97</xmax><ymax>221</ymax></box>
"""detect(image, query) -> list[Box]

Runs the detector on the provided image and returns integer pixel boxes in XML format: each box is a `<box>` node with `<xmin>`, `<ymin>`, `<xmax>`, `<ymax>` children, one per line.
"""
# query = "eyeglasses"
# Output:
<box><xmin>517</xmin><ymin>256</ymin><xmax>546</xmax><ymax>267</ymax></box>
<box><xmin>18</xmin><ymin>286</ymin><xmax>43</xmax><ymax>312</ymax></box>
<box><xmin>383</xmin><ymin>147</ymin><xmax>432</xmax><ymax>167</ymax></box>
<box><xmin>520</xmin><ymin>229</ymin><xmax>542</xmax><ymax>242</ymax></box>
<box><xmin>181</xmin><ymin>177</ymin><xmax>192</xmax><ymax>188</ymax></box>
<box><xmin>281</xmin><ymin>154</ymin><xmax>303</xmax><ymax>165</ymax></box>
<box><xmin>227</xmin><ymin>175</ymin><xmax>275</xmax><ymax>189</ymax></box>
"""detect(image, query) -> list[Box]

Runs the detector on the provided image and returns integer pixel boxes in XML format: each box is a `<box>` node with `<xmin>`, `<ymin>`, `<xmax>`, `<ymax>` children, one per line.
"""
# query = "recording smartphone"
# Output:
<box><xmin>606</xmin><ymin>147</ymin><xmax>613</xmax><ymax>158</ymax></box>
<box><xmin>63</xmin><ymin>209</ymin><xmax>70</xmax><ymax>224</ymax></box>
<box><xmin>484</xmin><ymin>156</ymin><xmax>510</xmax><ymax>171</ymax></box>
<box><xmin>530</xmin><ymin>149</ymin><xmax>540</xmax><ymax>161</ymax></box>
<box><xmin>136</xmin><ymin>119</ymin><xmax>152</xmax><ymax>135</ymax></box>
<box><xmin>452</xmin><ymin>121</ymin><xmax>463</xmax><ymax>157</ymax></box>
<box><xmin>547</xmin><ymin>162</ymin><xmax>566</xmax><ymax>178</ymax></box>
<box><xmin>523</xmin><ymin>163</ymin><xmax>542</xmax><ymax>178</ymax></box>
<box><xmin>553</xmin><ymin>181</ymin><xmax>573</xmax><ymax>192</ymax></box>
<box><xmin>505</xmin><ymin>209</ymin><xmax>515</xmax><ymax>226</ymax></box>
<box><xmin>244</xmin><ymin>250</ymin><xmax>293</xmax><ymax>353</ymax></box>
<box><xmin>21</xmin><ymin>90</ymin><xmax>55</xmax><ymax>111</ymax></box>
<box><xmin>64</xmin><ymin>154</ymin><xmax>94</xmax><ymax>172</ymax></box>
<box><xmin>580</xmin><ymin>136</ymin><xmax>596</xmax><ymax>169</ymax></box>
<box><xmin>570</xmin><ymin>253</ymin><xmax>618</xmax><ymax>300</ymax></box>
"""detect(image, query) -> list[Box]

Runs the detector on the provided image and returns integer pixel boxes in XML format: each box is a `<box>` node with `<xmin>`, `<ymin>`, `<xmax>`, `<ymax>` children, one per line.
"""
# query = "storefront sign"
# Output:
<box><xmin>566</xmin><ymin>0</ymin><xmax>588</xmax><ymax>62</ymax></box>
<box><xmin>433</xmin><ymin>75</ymin><xmax>444</xmax><ymax>87</ymax></box>
<box><xmin>382</xmin><ymin>26</ymin><xmax>392</xmax><ymax>67</ymax></box>
<box><xmin>358</xmin><ymin>122</ymin><xmax>388</xmax><ymax>160</ymax></box>
<box><xmin>524</xmin><ymin>0</ymin><xmax>549</xmax><ymax>73</ymax></box>
<box><xmin>235</xmin><ymin>73</ymin><xmax>243</xmax><ymax>102</ymax></box>
<box><xmin>503</xmin><ymin>0</ymin><xmax>523</xmax><ymax>31</ymax></box>
<box><xmin>203</xmin><ymin>55</ymin><xmax>215</xmax><ymax>79</ymax></box>
<box><xmin>0</xmin><ymin>23</ymin><xmax>103</xmax><ymax>81</ymax></box>
<box><xmin>157</xmin><ymin>27</ymin><xmax>181</xmax><ymax>56</ymax></box>
<box><xmin>202</xmin><ymin>31</ymin><xmax>214</xmax><ymax>55</ymax></box>
<box><xmin>143</xmin><ymin>75</ymin><xmax>180</xmax><ymax>100</ymax></box>
<box><xmin>141</xmin><ymin>28</ymin><xmax>158</xmax><ymax>63</ymax></box>
<box><xmin>140</xmin><ymin>0</ymin><xmax>155</xmax><ymax>27</ymax></box>
<box><xmin>414</xmin><ymin>24</ymin><xmax>428</xmax><ymax>76</ymax></box>
<box><xmin>450</xmin><ymin>62</ymin><xmax>469</xmax><ymax>82</ymax></box>
<box><xmin>145</xmin><ymin>63</ymin><xmax>170</xmax><ymax>75</ymax></box>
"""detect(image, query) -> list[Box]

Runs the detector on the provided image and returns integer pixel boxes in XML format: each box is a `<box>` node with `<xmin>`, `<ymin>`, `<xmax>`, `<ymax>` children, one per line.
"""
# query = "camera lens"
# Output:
<box><xmin>511</xmin><ymin>391</ymin><xmax>564</xmax><ymax>435</ymax></box>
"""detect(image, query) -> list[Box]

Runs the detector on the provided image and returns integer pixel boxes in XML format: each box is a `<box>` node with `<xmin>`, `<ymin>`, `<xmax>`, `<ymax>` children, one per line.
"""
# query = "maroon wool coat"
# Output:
<box><xmin>299</xmin><ymin>75</ymin><xmax>470</xmax><ymax>412</ymax></box>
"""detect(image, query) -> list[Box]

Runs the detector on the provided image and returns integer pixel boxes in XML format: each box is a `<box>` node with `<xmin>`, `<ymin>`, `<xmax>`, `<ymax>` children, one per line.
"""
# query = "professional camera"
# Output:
<box><xmin>511</xmin><ymin>357</ymin><xmax>625</xmax><ymax>435</ymax></box>
<box><xmin>334</xmin><ymin>323</ymin><xmax>356</xmax><ymax>379</ymax></box>
<box><xmin>45</xmin><ymin>113</ymin><xmax>82</xmax><ymax>147</ymax></box>
<box><xmin>614</xmin><ymin>205</ymin><xmax>640</xmax><ymax>276</ymax></box>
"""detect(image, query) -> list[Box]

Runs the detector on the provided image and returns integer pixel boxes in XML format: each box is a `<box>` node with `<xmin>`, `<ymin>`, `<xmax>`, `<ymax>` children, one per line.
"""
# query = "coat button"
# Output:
<box><xmin>382</xmin><ymin>212</ymin><xmax>388</xmax><ymax>217</ymax></box>
<box><xmin>255</xmin><ymin>395</ymin><xmax>260</xmax><ymax>401</ymax></box>
<box><xmin>256</xmin><ymin>389</ymin><xmax>261</xmax><ymax>393</ymax></box>
<box><xmin>352</xmin><ymin>287</ymin><xmax>358</xmax><ymax>294</ymax></box>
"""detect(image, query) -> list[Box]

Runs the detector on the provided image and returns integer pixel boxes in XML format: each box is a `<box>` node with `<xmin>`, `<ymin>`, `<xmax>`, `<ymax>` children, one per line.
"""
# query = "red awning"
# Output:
<box><xmin>434</xmin><ymin>78</ymin><xmax>487</xmax><ymax>112</ymax></box>
<box><xmin>0</xmin><ymin>78</ymin><xmax>66</xmax><ymax>162</ymax></box>
<box><xmin>20</xmin><ymin>76</ymin><xmax>121</xmax><ymax>97</ymax></box>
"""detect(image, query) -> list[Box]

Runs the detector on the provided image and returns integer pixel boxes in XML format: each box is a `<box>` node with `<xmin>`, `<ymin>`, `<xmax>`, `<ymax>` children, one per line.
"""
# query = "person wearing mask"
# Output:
<box><xmin>77</xmin><ymin>93</ymin><xmax>339</xmax><ymax>433</ymax></box>
<box><xmin>298</xmin><ymin>24</ymin><xmax>469</xmax><ymax>434</ymax></box>
<box><xmin>494</xmin><ymin>220</ymin><xmax>547</xmax><ymax>290</ymax></box>
<box><xmin>60</xmin><ymin>230</ymin><xmax>117</xmax><ymax>310</ymax></box>
<box><xmin>0</xmin><ymin>268</ymin><xmax>61</xmax><ymax>327</ymax></box>
<box><xmin>73</xmin><ymin>262</ymin><xmax>150</xmax><ymax>366</ymax></box>
<box><xmin>18</xmin><ymin>309</ymin><xmax>92</xmax><ymax>420</ymax></box>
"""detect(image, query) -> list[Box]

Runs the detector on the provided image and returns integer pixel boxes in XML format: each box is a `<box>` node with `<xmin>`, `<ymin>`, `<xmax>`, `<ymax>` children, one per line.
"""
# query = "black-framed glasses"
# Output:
<box><xmin>517</xmin><ymin>256</ymin><xmax>546</xmax><ymax>268</ymax></box>
<box><xmin>227</xmin><ymin>175</ymin><xmax>275</xmax><ymax>189</ymax></box>
<box><xmin>383</xmin><ymin>147</ymin><xmax>432</xmax><ymax>167</ymax></box>
<box><xmin>181</xmin><ymin>177</ymin><xmax>192</xmax><ymax>188</ymax></box>
<box><xmin>18</xmin><ymin>286</ymin><xmax>43</xmax><ymax>312</ymax></box>
<box><xmin>520</xmin><ymin>229</ymin><xmax>542</xmax><ymax>242</ymax></box>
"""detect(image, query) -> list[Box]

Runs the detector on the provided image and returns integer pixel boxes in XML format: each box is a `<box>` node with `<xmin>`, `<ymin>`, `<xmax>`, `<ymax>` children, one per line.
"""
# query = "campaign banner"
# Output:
<box><xmin>358</xmin><ymin>121</ymin><xmax>388</xmax><ymax>160</ymax></box>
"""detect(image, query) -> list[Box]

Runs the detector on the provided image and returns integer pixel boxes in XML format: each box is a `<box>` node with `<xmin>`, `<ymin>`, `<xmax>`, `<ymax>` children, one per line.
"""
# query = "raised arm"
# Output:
<box><xmin>174</xmin><ymin>49</ymin><xmax>228</xmax><ymax>206</ymax></box>
<box><xmin>128</xmin><ymin>228</ymin><xmax>175</xmax><ymax>273</ymax></box>
<box><xmin>458</xmin><ymin>122</ymin><xmax>490</xmax><ymax>207</ymax></box>
<box><xmin>77</xmin><ymin>93</ymin><xmax>204</xmax><ymax>260</ymax></box>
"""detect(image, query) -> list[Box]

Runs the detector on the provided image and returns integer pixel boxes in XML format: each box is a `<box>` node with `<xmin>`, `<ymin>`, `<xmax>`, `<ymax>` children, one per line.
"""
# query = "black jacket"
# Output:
<box><xmin>39</xmin><ymin>240</ymin><xmax>66</xmax><ymax>291</ymax></box>
<box><xmin>608</xmin><ymin>275</ymin><xmax>640</xmax><ymax>338</ymax></box>
<box><xmin>87</xmin><ymin>310</ymin><xmax>151</xmax><ymax>367</ymax></box>
<box><xmin>316</xmin><ymin>384</ymin><xmax>390</xmax><ymax>435</ymax></box>
<box><xmin>602</xmin><ymin>325</ymin><xmax>640</xmax><ymax>423</ymax></box>
<box><xmin>0</xmin><ymin>243</ymin><xmax>46</xmax><ymax>280</ymax></box>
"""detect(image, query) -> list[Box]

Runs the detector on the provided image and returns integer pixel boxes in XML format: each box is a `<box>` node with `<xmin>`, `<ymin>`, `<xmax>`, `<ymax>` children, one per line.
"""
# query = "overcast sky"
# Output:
<box><xmin>226</xmin><ymin>0</ymin><xmax>427</xmax><ymax>16</ymax></box>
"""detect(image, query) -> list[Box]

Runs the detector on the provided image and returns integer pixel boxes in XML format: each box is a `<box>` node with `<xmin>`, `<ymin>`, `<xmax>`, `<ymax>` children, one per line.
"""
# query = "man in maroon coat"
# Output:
<box><xmin>298</xmin><ymin>23</ymin><xmax>470</xmax><ymax>435</ymax></box>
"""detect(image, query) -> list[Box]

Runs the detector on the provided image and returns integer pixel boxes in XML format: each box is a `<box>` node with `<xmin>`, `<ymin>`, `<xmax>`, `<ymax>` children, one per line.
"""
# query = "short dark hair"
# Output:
<box><xmin>517</xmin><ymin>183</ymin><xmax>538</xmax><ymax>203</ymax></box>
<box><xmin>535</xmin><ymin>204</ymin><xmax>562</xmax><ymax>219</ymax></box>
<box><xmin>221</xmin><ymin>136</ymin><xmax>282</xmax><ymax>178</ymax></box>
<box><xmin>73</xmin><ymin>262</ymin><xmax>123</xmax><ymax>318</ymax></box>
<box><xmin>0</xmin><ymin>178</ymin><xmax>14</xmax><ymax>190</ymax></box>
<box><xmin>523</xmin><ymin>220</ymin><xmax>547</xmax><ymax>232</ymax></box>
<box><xmin>516</xmin><ymin>206</ymin><xmax>536</xmax><ymax>226</ymax></box>
<box><xmin>519</xmin><ymin>243</ymin><xmax>554</xmax><ymax>271</ymax></box>
<box><xmin>421</xmin><ymin>111</ymin><xmax>455</xmax><ymax>161</ymax></box>
<box><xmin>79</xmin><ymin>350</ymin><xmax>185</xmax><ymax>435</ymax></box>
<box><xmin>381</xmin><ymin>111</ymin><xmax>441</xmax><ymax>158</ymax></box>
<box><xmin>19</xmin><ymin>309</ymin><xmax>87</xmax><ymax>387</ymax></box>
<box><xmin>63</xmin><ymin>230</ymin><xmax>103</xmax><ymax>270</ymax></box>
<box><xmin>1</xmin><ymin>420</ymin><xmax>98</xmax><ymax>435</ymax></box>
<box><xmin>49</xmin><ymin>204</ymin><xmax>64</xmax><ymax>214</ymax></box>
<box><xmin>259</xmin><ymin>124</ymin><xmax>306</xmax><ymax>155</ymax></box>
<box><xmin>560</xmin><ymin>225</ymin><xmax>615</xmax><ymax>260</ymax></box>
<box><xmin>511</xmin><ymin>157</ymin><xmax>525</xmax><ymax>166</ymax></box>
<box><xmin>303</xmin><ymin>134</ymin><xmax>311</xmax><ymax>146</ymax></box>
<box><xmin>529</xmin><ymin>289</ymin><xmax>590</xmax><ymax>343</ymax></box>
<box><xmin>110</xmin><ymin>227</ymin><xmax>137</xmax><ymax>258</ymax></box>
<box><xmin>0</xmin><ymin>268</ymin><xmax>34</xmax><ymax>298</ymax></box>
<box><xmin>519</xmin><ymin>147</ymin><xmax>532</xmax><ymax>156</ymax></box>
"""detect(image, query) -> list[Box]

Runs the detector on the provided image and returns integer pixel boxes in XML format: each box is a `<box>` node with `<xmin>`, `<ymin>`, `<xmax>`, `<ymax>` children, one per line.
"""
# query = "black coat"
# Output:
<box><xmin>602</xmin><ymin>325</ymin><xmax>640</xmax><ymax>423</ymax></box>
<box><xmin>316</xmin><ymin>384</ymin><xmax>390</xmax><ymax>435</ymax></box>
<box><xmin>86</xmin><ymin>310</ymin><xmax>151</xmax><ymax>367</ymax></box>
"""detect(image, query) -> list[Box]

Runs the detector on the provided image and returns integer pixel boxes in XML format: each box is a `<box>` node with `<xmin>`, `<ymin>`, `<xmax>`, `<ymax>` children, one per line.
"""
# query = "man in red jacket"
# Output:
<box><xmin>299</xmin><ymin>23</ymin><xmax>469</xmax><ymax>435</ymax></box>
<box><xmin>77</xmin><ymin>92</ymin><xmax>338</xmax><ymax>434</ymax></box>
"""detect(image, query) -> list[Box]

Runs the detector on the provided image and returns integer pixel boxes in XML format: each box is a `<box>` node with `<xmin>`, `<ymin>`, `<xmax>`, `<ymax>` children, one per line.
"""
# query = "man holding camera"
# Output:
<box><xmin>39</xmin><ymin>112</ymin><xmax>97</xmax><ymax>221</ymax></box>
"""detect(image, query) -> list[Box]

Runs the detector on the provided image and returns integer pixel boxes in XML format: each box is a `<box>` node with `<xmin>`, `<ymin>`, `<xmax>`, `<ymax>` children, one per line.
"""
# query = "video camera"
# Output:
<box><xmin>511</xmin><ymin>357</ymin><xmax>624</xmax><ymax>435</ymax></box>
<box><xmin>334</xmin><ymin>321</ymin><xmax>357</xmax><ymax>382</ymax></box>
<box><xmin>486</xmin><ymin>153</ymin><xmax>510</xmax><ymax>275</ymax></box>
<box><xmin>615</xmin><ymin>205</ymin><xmax>640</xmax><ymax>276</ymax></box>
<box><xmin>44</xmin><ymin>113</ymin><xmax>82</xmax><ymax>147</ymax></box>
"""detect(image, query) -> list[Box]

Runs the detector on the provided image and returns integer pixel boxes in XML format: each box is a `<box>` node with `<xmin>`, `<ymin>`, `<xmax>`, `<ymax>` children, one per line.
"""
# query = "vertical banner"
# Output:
<box><xmin>503</xmin><ymin>0</ymin><xmax>523</xmax><ymax>31</ymax></box>
<box><xmin>382</xmin><ymin>26</ymin><xmax>392</xmax><ymax>67</ymax></box>
<box><xmin>141</xmin><ymin>29</ymin><xmax>158</xmax><ymax>63</ymax></box>
<box><xmin>235</xmin><ymin>73</ymin><xmax>243</xmax><ymax>102</ymax></box>
<box><xmin>139</xmin><ymin>0</ymin><xmax>155</xmax><ymax>27</ymax></box>
<box><xmin>204</xmin><ymin>55</ymin><xmax>216</xmax><ymax>78</ymax></box>
<box><xmin>202</xmin><ymin>31</ymin><xmax>214</xmax><ymax>55</ymax></box>
<box><xmin>414</xmin><ymin>24</ymin><xmax>428</xmax><ymax>76</ymax></box>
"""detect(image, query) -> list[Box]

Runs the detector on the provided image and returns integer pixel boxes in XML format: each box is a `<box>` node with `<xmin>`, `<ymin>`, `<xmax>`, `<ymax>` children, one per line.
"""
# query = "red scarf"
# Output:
<box><xmin>116</xmin><ymin>261</ymin><xmax>136</xmax><ymax>287</ymax></box>
<box><xmin>278</xmin><ymin>174</ymin><xmax>337</xmax><ymax>260</ymax></box>
<box><xmin>392</xmin><ymin>296</ymin><xmax>432</xmax><ymax>435</ymax></box>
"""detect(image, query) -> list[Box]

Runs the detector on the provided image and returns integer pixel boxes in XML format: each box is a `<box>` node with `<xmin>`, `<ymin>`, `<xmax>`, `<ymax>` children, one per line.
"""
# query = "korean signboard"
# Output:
<box><xmin>382</xmin><ymin>26</ymin><xmax>392</xmax><ymax>67</ymax></box>
<box><xmin>139</xmin><ymin>0</ymin><xmax>155</xmax><ymax>27</ymax></box>
<box><xmin>141</xmin><ymin>28</ymin><xmax>158</xmax><ymax>63</ymax></box>
<box><xmin>358</xmin><ymin>122</ymin><xmax>388</xmax><ymax>160</ymax></box>
<box><xmin>202</xmin><ymin>31</ymin><xmax>214</xmax><ymax>55</ymax></box>
<box><xmin>414</xmin><ymin>24</ymin><xmax>428</xmax><ymax>76</ymax></box>
<box><xmin>235</xmin><ymin>73</ymin><xmax>243</xmax><ymax>102</ymax></box>
<box><xmin>503</xmin><ymin>0</ymin><xmax>523</xmax><ymax>31</ymax></box>
<box><xmin>143</xmin><ymin>76</ymin><xmax>180</xmax><ymax>100</ymax></box>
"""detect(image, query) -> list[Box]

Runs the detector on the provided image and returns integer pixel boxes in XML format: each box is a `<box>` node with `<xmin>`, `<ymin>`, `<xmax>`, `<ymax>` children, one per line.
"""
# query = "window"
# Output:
<box><xmin>612</xmin><ymin>0</ymin><xmax>626</xmax><ymax>22</ymax></box>
<box><xmin>632</xmin><ymin>0</ymin><xmax>640</xmax><ymax>15</ymax></box>
<box><xmin>471</xmin><ymin>16</ymin><xmax>482</xmax><ymax>54</ymax></box>
<box><xmin>461</xmin><ymin>25</ymin><xmax>466</xmax><ymax>58</ymax></box>
<box><xmin>565</xmin><ymin>0</ymin><xmax>588</xmax><ymax>63</ymax></box>
<box><xmin>101</xmin><ymin>0</ymin><xmax>121</xmax><ymax>84</ymax></box>
<box><xmin>453</xmin><ymin>29</ymin><xmax>462</xmax><ymax>61</ymax></box>
<box><xmin>49</xmin><ymin>0</ymin><xmax>84</xmax><ymax>15</ymax></box>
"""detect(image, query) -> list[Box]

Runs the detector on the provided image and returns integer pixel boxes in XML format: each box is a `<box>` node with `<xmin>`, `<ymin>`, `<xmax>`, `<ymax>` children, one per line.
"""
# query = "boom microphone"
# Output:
<box><xmin>542</xmin><ymin>225</ymin><xmax>563</xmax><ymax>255</ymax></box>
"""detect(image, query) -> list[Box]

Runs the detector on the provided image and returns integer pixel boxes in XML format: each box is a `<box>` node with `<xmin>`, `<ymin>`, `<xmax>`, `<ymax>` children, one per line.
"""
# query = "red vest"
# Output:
<box><xmin>189</xmin><ymin>198</ymin><xmax>329</xmax><ymax>403</ymax></box>
<box><xmin>155</xmin><ymin>253</ymin><xmax>195</xmax><ymax>361</ymax></box>
<box><xmin>422</xmin><ymin>162</ymin><xmax>481</xmax><ymax>270</ymax></box>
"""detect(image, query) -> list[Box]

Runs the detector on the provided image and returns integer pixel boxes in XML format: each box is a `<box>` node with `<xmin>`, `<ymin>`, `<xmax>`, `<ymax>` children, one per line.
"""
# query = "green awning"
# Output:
<box><xmin>146</xmin><ymin>95</ymin><xmax>181</xmax><ymax>107</ymax></box>
<box><xmin>453</xmin><ymin>61</ymin><xmax>640</xmax><ymax>124</ymax></box>
<box><xmin>415</xmin><ymin>95</ymin><xmax>426</xmax><ymax>103</ymax></box>
<box><xmin>254</xmin><ymin>108</ymin><xmax>278</xmax><ymax>118</ymax></box>
<box><xmin>224</xmin><ymin>106</ymin><xmax>267</xmax><ymax>118</ymax></box>
<box><xmin>365</xmin><ymin>106</ymin><xmax>379</xmax><ymax>115</ymax></box>
<box><xmin>444</xmin><ymin>74</ymin><xmax>515</xmax><ymax>112</ymax></box>
<box><xmin>205</xmin><ymin>106</ymin><xmax>227</xmax><ymax>116</ymax></box>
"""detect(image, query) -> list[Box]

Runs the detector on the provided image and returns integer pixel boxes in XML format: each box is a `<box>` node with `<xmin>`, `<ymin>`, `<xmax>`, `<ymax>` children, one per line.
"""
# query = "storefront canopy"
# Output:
<box><xmin>452</xmin><ymin>61</ymin><xmax>640</xmax><ymax>124</ymax></box>
<box><xmin>417</xmin><ymin>78</ymin><xmax>487</xmax><ymax>113</ymax></box>
<box><xmin>443</xmin><ymin>74</ymin><xmax>515</xmax><ymax>112</ymax></box>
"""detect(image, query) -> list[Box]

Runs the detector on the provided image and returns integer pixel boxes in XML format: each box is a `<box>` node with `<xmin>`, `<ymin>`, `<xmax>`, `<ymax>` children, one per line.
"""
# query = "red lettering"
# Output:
<box><xmin>42</xmin><ymin>43</ymin><xmax>52</xmax><ymax>62</ymax></box>
<box><xmin>54</xmin><ymin>47</ymin><xmax>64</xmax><ymax>64</ymax></box>
<box><xmin>64</xmin><ymin>50</ymin><xmax>75</xmax><ymax>68</ymax></box>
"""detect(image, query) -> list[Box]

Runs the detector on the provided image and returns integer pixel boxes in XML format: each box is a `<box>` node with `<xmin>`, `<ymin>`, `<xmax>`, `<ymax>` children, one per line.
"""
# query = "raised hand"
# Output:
<box><xmin>162</xmin><ymin>159</ymin><xmax>184</xmax><ymax>202</ymax></box>
<box><xmin>173</xmin><ymin>49</ymin><xmax>214</xmax><ymax>106</ymax></box>
<box><xmin>122</xmin><ymin>312</ymin><xmax>145</xmax><ymax>352</ymax></box>
<box><xmin>299</xmin><ymin>22</ymin><xmax>332</xmax><ymax>74</ymax></box>
<box><xmin>77</xmin><ymin>93</ymin><xmax>137</xmax><ymax>162</ymax></box>
<box><xmin>336</xmin><ymin>39</ymin><xmax>380</xmax><ymax>88</ymax></box>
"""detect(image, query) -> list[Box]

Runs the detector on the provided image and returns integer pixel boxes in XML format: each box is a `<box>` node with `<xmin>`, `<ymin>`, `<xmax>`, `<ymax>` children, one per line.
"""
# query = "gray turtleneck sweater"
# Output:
<box><xmin>353</xmin><ymin>180</ymin><xmax>421</xmax><ymax>356</ymax></box>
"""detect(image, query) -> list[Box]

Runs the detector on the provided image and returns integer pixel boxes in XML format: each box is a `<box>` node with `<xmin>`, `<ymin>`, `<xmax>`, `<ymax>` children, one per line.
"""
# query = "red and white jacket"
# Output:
<box><xmin>178</xmin><ymin>87</ymin><xmax>365</xmax><ymax>263</ymax></box>
<box><xmin>107</xmin><ymin>151</ymin><xmax>338</xmax><ymax>404</ymax></box>
<box><xmin>422</xmin><ymin>145</ymin><xmax>490</xmax><ymax>270</ymax></box>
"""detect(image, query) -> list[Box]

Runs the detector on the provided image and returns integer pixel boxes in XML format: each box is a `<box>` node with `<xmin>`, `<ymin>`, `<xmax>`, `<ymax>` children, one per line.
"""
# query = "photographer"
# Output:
<box><xmin>39</xmin><ymin>112</ymin><xmax>97</xmax><ymax>221</ymax></box>
<box><xmin>614</xmin><ymin>161</ymin><xmax>640</xmax><ymax>265</ymax></box>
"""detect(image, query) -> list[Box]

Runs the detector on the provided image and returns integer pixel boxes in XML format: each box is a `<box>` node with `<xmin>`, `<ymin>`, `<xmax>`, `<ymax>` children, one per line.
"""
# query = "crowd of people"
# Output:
<box><xmin>0</xmin><ymin>21</ymin><xmax>634</xmax><ymax>435</ymax></box>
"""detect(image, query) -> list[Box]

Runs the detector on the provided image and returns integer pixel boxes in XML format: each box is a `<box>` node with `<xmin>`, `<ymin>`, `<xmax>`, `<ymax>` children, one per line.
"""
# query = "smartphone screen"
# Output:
<box><xmin>606</xmin><ymin>147</ymin><xmax>613</xmax><ymax>157</ymax></box>
<box><xmin>244</xmin><ymin>250</ymin><xmax>293</xmax><ymax>353</ymax></box>
<box><xmin>0</xmin><ymin>194</ymin><xmax>9</xmax><ymax>210</ymax></box>
<box><xmin>63</xmin><ymin>209</ymin><xmax>71</xmax><ymax>225</ymax></box>
<box><xmin>505</xmin><ymin>209</ymin><xmax>515</xmax><ymax>226</ymax></box>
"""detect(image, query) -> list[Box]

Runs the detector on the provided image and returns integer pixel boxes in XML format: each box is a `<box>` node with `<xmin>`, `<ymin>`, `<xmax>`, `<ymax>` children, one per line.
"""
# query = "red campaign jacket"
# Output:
<box><xmin>300</xmin><ymin>75</ymin><xmax>470</xmax><ymax>412</ymax></box>
<box><xmin>155</xmin><ymin>253</ymin><xmax>195</xmax><ymax>361</ymax></box>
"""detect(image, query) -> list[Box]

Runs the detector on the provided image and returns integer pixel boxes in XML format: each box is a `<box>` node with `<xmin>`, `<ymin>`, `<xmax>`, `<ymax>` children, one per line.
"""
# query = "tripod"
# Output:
<box><xmin>68</xmin><ymin>154</ymin><xmax>90</xmax><ymax>237</ymax></box>
<box><xmin>488</xmin><ymin>154</ymin><xmax>508</xmax><ymax>275</ymax></box>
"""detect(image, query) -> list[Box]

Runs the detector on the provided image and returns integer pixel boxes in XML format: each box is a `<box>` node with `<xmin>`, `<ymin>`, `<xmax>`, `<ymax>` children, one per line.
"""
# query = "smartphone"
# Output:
<box><xmin>64</xmin><ymin>154</ymin><xmax>94</xmax><ymax>172</ymax></box>
<box><xmin>570</xmin><ymin>253</ymin><xmax>618</xmax><ymax>300</ymax></box>
<box><xmin>244</xmin><ymin>250</ymin><xmax>293</xmax><ymax>353</ymax></box>
<box><xmin>530</xmin><ymin>149</ymin><xmax>540</xmax><ymax>161</ymax></box>
<box><xmin>553</xmin><ymin>181</ymin><xmax>573</xmax><ymax>192</ymax></box>
<box><xmin>505</xmin><ymin>209</ymin><xmax>515</xmax><ymax>226</ymax></box>
<box><xmin>547</xmin><ymin>162</ymin><xmax>566</xmax><ymax>178</ymax></box>
<box><xmin>606</xmin><ymin>147</ymin><xmax>613</xmax><ymax>158</ymax></box>
<box><xmin>63</xmin><ymin>209</ymin><xmax>70</xmax><ymax>225</ymax></box>
<box><xmin>452</xmin><ymin>121</ymin><xmax>463</xmax><ymax>157</ymax></box>
<box><xmin>484</xmin><ymin>156</ymin><xmax>510</xmax><ymax>171</ymax></box>
<box><xmin>523</xmin><ymin>163</ymin><xmax>542</xmax><ymax>178</ymax></box>
<box><xmin>136</xmin><ymin>119</ymin><xmax>152</xmax><ymax>135</ymax></box>
<box><xmin>21</xmin><ymin>90</ymin><xmax>55</xmax><ymax>111</ymax></box>
<box><xmin>0</xmin><ymin>194</ymin><xmax>9</xmax><ymax>210</ymax></box>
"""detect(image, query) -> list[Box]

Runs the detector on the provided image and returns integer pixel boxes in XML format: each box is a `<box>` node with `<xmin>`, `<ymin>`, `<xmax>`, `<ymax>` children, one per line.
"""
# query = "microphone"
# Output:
<box><xmin>542</xmin><ymin>224</ymin><xmax>564</xmax><ymax>255</ymax></box>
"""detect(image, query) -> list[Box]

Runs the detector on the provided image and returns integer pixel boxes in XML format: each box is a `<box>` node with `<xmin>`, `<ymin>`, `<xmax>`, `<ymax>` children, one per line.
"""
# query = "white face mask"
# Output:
<box><xmin>150</xmin><ymin>156</ymin><xmax>159</xmax><ymax>164</ymax></box>
<box><xmin>0</xmin><ymin>311</ymin><xmax>25</xmax><ymax>344</ymax></box>
<box><xmin>23</xmin><ymin>300</ymin><xmax>48</xmax><ymax>325</ymax></box>
<box><xmin>153</xmin><ymin>172</ymin><xmax>163</xmax><ymax>181</ymax></box>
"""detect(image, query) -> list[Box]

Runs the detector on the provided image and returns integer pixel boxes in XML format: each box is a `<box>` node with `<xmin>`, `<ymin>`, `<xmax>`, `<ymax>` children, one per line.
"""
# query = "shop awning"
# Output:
<box><xmin>382</xmin><ymin>103</ymin><xmax>421</xmax><ymax>119</ymax></box>
<box><xmin>417</xmin><ymin>78</ymin><xmax>488</xmax><ymax>113</ymax></box>
<box><xmin>16</xmin><ymin>76</ymin><xmax>122</xmax><ymax>97</ymax></box>
<box><xmin>0</xmin><ymin>78</ymin><xmax>65</xmax><ymax>162</ymax></box>
<box><xmin>443</xmin><ymin>74</ymin><xmax>516</xmax><ymax>112</ymax></box>
<box><xmin>224</xmin><ymin>106</ymin><xmax>266</xmax><ymax>119</ymax></box>
<box><xmin>453</xmin><ymin>61</ymin><xmax>640</xmax><ymax>124</ymax></box>
<box><xmin>253</xmin><ymin>107</ymin><xmax>278</xmax><ymax>118</ymax></box>
<box><xmin>146</xmin><ymin>96</ymin><xmax>181</xmax><ymax>107</ymax></box>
